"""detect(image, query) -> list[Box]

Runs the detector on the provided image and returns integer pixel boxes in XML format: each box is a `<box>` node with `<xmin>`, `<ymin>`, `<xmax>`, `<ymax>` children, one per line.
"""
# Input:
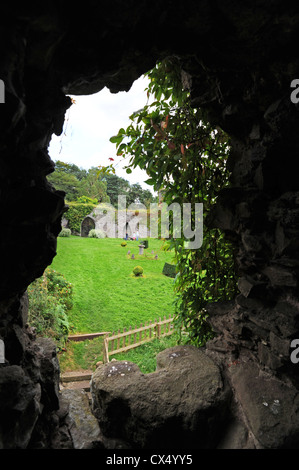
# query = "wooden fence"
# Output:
<box><xmin>103</xmin><ymin>315</ymin><xmax>174</xmax><ymax>363</ymax></box>
<box><xmin>68</xmin><ymin>332</ymin><xmax>110</xmax><ymax>341</ymax></box>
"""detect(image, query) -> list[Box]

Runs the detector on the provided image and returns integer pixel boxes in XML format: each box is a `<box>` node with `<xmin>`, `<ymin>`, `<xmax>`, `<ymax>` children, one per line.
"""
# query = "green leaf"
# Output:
<box><xmin>144</xmin><ymin>178</ymin><xmax>155</xmax><ymax>185</ymax></box>
<box><xmin>142</xmin><ymin>117</ymin><xmax>151</xmax><ymax>125</ymax></box>
<box><xmin>126</xmin><ymin>168</ymin><xmax>132</xmax><ymax>174</ymax></box>
<box><xmin>109</xmin><ymin>135</ymin><xmax>124</xmax><ymax>144</ymax></box>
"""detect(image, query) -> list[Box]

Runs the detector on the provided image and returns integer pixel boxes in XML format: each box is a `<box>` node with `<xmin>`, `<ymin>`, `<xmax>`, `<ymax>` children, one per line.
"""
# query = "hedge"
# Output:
<box><xmin>65</xmin><ymin>202</ymin><xmax>97</xmax><ymax>233</ymax></box>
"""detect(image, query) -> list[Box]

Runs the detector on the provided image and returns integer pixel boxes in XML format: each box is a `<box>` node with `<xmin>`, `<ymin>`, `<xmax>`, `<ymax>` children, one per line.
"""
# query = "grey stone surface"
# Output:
<box><xmin>59</xmin><ymin>389</ymin><xmax>103</xmax><ymax>449</ymax></box>
<box><xmin>91</xmin><ymin>345</ymin><xmax>231</xmax><ymax>449</ymax></box>
<box><xmin>228</xmin><ymin>361</ymin><xmax>299</xmax><ymax>448</ymax></box>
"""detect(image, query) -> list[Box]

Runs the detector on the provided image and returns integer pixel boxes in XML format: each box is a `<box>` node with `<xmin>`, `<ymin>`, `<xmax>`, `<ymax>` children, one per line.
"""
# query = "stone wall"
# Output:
<box><xmin>1</xmin><ymin>1</ymin><xmax>299</xmax><ymax>448</ymax></box>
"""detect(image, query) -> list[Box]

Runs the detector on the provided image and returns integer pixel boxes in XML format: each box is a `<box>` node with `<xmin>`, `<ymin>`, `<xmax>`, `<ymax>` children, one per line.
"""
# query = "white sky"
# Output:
<box><xmin>48</xmin><ymin>75</ymin><xmax>155</xmax><ymax>193</ymax></box>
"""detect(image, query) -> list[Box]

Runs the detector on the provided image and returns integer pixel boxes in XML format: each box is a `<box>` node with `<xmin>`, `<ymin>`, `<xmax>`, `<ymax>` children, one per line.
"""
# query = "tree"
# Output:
<box><xmin>78</xmin><ymin>167</ymin><xmax>110</xmax><ymax>202</ymax></box>
<box><xmin>105</xmin><ymin>174</ymin><xmax>130</xmax><ymax>207</ymax></box>
<box><xmin>141</xmin><ymin>189</ymin><xmax>156</xmax><ymax>208</ymax></box>
<box><xmin>52</xmin><ymin>160</ymin><xmax>87</xmax><ymax>180</ymax></box>
<box><xmin>127</xmin><ymin>183</ymin><xmax>155</xmax><ymax>207</ymax></box>
<box><xmin>47</xmin><ymin>168</ymin><xmax>80</xmax><ymax>201</ymax></box>
<box><xmin>127</xmin><ymin>183</ymin><xmax>143</xmax><ymax>205</ymax></box>
<box><xmin>110</xmin><ymin>58</ymin><xmax>238</xmax><ymax>346</ymax></box>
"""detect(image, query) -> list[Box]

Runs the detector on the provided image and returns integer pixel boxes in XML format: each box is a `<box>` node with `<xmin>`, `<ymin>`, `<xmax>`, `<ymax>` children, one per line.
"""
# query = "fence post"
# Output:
<box><xmin>123</xmin><ymin>328</ymin><xmax>127</xmax><ymax>349</ymax></box>
<box><xmin>103</xmin><ymin>334</ymin><xmax>110</xmax><ymax>363</ymax></box>
<box><xmin>139</xmin><ymin>323</ymin><xmax>142</xmax><ymax>343</ymax></box>
<box><xmin>102</xmin><ymin>316</ymin><xmax>174</xmax><ymax>362</ymax></box>
<box><xmin>117</xmin><ymin>329</ymin><xmax>120</xmax><ymax>351</ymax></box>
<box><xmin>156</xmin><ymin>321</ymin><xmax>161</xmax><ymax>339</ymax></box>
<box><xmin>128</xmin><ymin>326</ymin><xmax>132</xmax><ymax>347</ymax></box>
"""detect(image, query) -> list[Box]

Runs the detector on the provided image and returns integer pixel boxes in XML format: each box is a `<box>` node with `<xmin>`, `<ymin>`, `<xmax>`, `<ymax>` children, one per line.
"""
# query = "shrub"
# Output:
<box><xmin>133</xmin><ymin>265</ymin><xmax>144</xmax><ymax>277</ymax></box>
<box><xmin>88</xmin><ymin>228</ymin><xmax>106</xmax><ymax>238</ymax></box>
<box><xmin>27</xmin><ymin>268</ymin><xmax>72</xmax><ymax>349</ymax></box>
<box><xmin>65</xmin><ymin>202</ymin><xmax>97</xmax><ymax>233</ymax></box>
<box><xmin>45</xmin><ymin>268</ymin><xmax>73</xmax><ymax>310</ymax></box>
<box><xmin>121</xmin><ymin>241</ymin><xmax>127</xmax><ymax>247</ymax></box>
<box><xmin>76</xmin><ymin>196</ymin><xmax>98</xmax><ymax>204</ymax></box>
<box><xmin>58</xmin><ymin>228</ymin><xmax>71</xmax><ymax>237</ymax></box>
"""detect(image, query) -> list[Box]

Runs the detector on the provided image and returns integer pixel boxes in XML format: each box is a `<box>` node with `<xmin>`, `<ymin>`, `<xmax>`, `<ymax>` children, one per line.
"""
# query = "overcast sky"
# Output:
<box><xmin>48</xmin><ymin>75</ymin><xmax>155</xmax><ymax>193</ymax></box>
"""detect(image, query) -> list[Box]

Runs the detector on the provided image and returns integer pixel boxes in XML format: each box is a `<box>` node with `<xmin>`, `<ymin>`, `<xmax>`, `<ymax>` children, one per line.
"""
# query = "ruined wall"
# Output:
<box><xmin>1</xmin><ymin>1</ymin><xmax>299</xmax><ymax>448</ymax></box>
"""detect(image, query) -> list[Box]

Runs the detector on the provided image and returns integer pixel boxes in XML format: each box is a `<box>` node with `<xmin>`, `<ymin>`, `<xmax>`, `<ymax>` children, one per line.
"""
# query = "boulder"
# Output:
<box><xmin>91</xmin><ymin>345</ymin><xmax>231</xmax><ymax>449</ymax></box>
<box><xmin>58</xmin><ymin>389</ymin><xmax>103</xmax><ymax>449</ymax></box>
<box><xmin>0</xmin><ymin>365</ymin><xmax>41</xmax><ymax>449</ymax></box>
<box><xmin>228</xmin><ymin>361</ymin><xmax>299</xmax><ymax>448</ymax></box>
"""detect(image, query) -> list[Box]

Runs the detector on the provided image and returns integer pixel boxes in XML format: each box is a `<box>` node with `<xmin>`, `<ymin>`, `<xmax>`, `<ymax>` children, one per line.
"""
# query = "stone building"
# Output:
<box><xmin>80</xmin><ymin>204</ymin><xmax>149</xmax><ymax>238</ymax></box>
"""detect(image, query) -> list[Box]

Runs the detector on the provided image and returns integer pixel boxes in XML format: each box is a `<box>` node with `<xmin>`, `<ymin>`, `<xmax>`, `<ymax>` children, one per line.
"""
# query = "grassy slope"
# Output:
<box><xmin>50</xmin><ymin>237</ymin><xmax>176</xmax><ymax>334</ymax></box>
<box><xmin>50</xmin><ymin>237</ymin><xmax>178</xmax><ymax>371</ymax></box>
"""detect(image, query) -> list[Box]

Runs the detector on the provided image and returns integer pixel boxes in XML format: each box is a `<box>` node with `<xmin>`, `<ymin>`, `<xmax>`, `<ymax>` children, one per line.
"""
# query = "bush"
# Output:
<box><xmin>88</xmin><ymin>229</ymin><xmax>106</xmax><ymax>238</ymax></box>
<box><xmin>76</xmin><ymin>196</ymin><xmax>98</xmax><ymax>204</ymax></box>
<box><xmin>65</xmin><ymin>202</ymin><xmax>97</xmax><ymax>233</ymax></box>
<box><xmin>45</xmin><ymin>268</ymin><xmax>73</xmax><ymax>310</ymax></box>
<box><xmin>27</xmin><ymin>268</ymin><xmax>72</xmax><ymax>349</ymax></box>
<box><xmin>58</xmin><ymin>228</ymin><xmax>71</xmax><ymax>237</ymax></box>
<box><xmin>133</xmin><ymin>265</ymin><xmax>144</xmax><ymax>277</ymax></box>
<box><xmin>121</xmin><ymin>241</ymin><xmax>127</xmax><ymax>247</ymax></box>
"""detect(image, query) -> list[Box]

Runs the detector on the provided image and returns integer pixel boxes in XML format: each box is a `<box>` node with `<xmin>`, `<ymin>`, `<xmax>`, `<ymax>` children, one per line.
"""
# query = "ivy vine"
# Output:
<box><xmin>110</xmin><ymin>58</ymin><xmax>238</xmax><ymax>346</ymax></box>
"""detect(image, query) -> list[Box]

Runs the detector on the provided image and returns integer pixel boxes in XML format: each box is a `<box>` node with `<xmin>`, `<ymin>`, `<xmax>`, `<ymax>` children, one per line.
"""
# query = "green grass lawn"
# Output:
<box><xmin>50</xmin><ymin>236</ymin><xmax>178</xmax><ymax>372</ymax></box>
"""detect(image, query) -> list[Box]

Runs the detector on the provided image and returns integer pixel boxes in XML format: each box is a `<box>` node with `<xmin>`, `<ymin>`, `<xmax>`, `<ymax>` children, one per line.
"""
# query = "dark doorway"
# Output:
<box><xmin>81</xmin><ymin>217</ymin><xmax>95</xmax><ymax>237</ymax></box>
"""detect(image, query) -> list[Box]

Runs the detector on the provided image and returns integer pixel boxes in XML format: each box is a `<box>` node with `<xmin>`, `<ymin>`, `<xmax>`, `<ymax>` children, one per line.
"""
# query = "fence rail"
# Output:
<box><xmin>103</xmin><ymin>315</ymin><xmax>174</xmax><ymax>363</ymax></box>
<box><xmin>68</xmin><ymin>332</ymin><xmax>110</xmax><ymax>342</ymax></box>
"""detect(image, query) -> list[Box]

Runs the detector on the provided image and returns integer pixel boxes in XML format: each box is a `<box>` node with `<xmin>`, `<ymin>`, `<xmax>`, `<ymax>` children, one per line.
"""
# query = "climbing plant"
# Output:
<box><xmin>27</xmin><ymin>268</ymin><xmax>73</xmax><ymax>349</ymax></box>
<box><xmin>65</xmin><ymin>201</ymin><xmax>97</xmax><ymax>233</ymax></box>
<box><xmin>110</xmin><ymin>58</ymin><xmax>238</xmax><ymax>346</ymax></box>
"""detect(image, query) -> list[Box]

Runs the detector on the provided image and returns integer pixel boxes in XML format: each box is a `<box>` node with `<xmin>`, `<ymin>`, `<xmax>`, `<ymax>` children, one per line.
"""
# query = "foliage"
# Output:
<box><xmin>103</xmin><ymin>173</ymin><xmax>156</xmax><ymax>208</ymax></box>
<box><xmin>110</xmin><ymin>334</ymin><xmax>180</xmax><ymax>374</ymax></box>
<box><xmin>27</xmin><ymin>268</ymin><xmax>73</xmax><ymax>349</ymax></box>
<box><xmin>59</xmin><ymin>228</ymin><xmax>71</xmax><ymax>237</ymax></box>
<box><xmin>78</xmin><ymin>167</ymin><xmax>110</xmax><ymax>202</ymax></box>
<box><xmin>110</xmin><ymin>57</ymin><xmax>238</xmax><ymax>347</ymax></box>
<box><xmin>47</xmin><ymin>167</ymin><xmax>80</xmax><ymax>201</ymax></box>
<box><xmin>103</xmin><ymin>173</ymin><xmax>130</xmax><ymax>207</ymax></box>
<box><xmin>65</xmin><ymin>202</ymin><xmax>97</xmax><ymax>233</ymax></box>
<box><xmin>88</xmin><ymin>228</ymin><xmax>106</xmax><ymax>238</ymax></box>
<box><xmin>76</xmin><ymin>195</ymin><xmax>98</xmax><ymax>204</ymax></box>
<box><xmin>133</xmin><ymin>265</ymin><xmax>144</xmax><ymax>276</ymax></box>
<box><xmin>126</xmin><ymin>182</ymin><xmax>155</xmax><ymax>207</ymax></box>
<box><xmin>51</xmin><ymin>160</ymin><xmax>87</xmax><ymax>180</ymax></box>
<box><xmin>48</xmin><ymin>161</ymin><xmax>110</xmax><ymax>203</ymax></box>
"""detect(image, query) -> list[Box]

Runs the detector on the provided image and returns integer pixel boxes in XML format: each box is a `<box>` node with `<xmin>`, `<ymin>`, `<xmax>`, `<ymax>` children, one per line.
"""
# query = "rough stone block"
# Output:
<box><xmin>59</xmin><ymin>389</ymin><xmax>103</xmax><ymax>449</ymax></box>
<box><xmin>91</xmin><ymin>345</ymin><xmax>231</xmax><ymax>449</ymax></box>
<box><xmin>0</xmin><ymin>365</ymin><xmax>41</xmax><ymax>448</ymax></box>
<box><xmin>228</xmin><ymin>361</ymin><xmax>299</xmax><ymax>448</ymax></box>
